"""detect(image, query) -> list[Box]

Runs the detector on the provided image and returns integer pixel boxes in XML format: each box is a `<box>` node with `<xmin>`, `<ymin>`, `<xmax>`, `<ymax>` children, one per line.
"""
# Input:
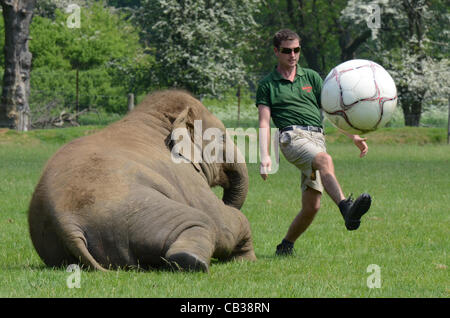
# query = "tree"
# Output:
<box><xmin>250</xmin><ymin>0</ymin><xmax>376</xmax><ymax>79</ymax></box>
<box><xmin>340</xmin><ymin>0</ymin><xmax>449</xmax><ymax>126</ymax></box>
<box><xmin>28</xmin><ymin>2</ymin><xmax>155</xmax><ymax>114</ymax></box>
<box><xmin>135</xmin><ymin>0</ymin><xmax>261</xmax><ymax>96</ymax></box>
<box><xmin>284</xmin><ymin>0</ymin><xmax>348</xmax><ymax>75</ymax></box>
<box><xmin>0</xmin><ymin>0</ymin><xmax>36</xmax><ymax>131</ymax></box>
<box><xmin>393</xmin><ymin>0</ymin><xmax>428</xmax><ymax>126</ymax></box>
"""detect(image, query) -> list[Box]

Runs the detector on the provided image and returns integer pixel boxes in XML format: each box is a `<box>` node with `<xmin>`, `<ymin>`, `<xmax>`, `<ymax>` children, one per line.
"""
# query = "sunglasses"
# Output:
<box><xmin>279</xmin><ymin>47</ymin><xmax>301</xmax><ymax>54</ymax></box>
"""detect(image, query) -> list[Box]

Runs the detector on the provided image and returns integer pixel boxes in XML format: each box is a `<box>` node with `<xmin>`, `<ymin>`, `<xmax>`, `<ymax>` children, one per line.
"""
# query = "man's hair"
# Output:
<box><xmin>273</xmin><ymin>29</ymin><xmax>301</xmax><ymax>48</ymax></box>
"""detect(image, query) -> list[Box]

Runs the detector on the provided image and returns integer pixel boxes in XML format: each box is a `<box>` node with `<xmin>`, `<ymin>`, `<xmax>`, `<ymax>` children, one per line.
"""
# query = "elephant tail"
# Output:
<box><xmin>65</xmin><ymin>235</ymin><xmax>108</xmax><ymax>272</ymax></box>
<box><xmin>56</xmin><ymin>215</ymin><xmax>108</xmax><ymax>272</ymax></box>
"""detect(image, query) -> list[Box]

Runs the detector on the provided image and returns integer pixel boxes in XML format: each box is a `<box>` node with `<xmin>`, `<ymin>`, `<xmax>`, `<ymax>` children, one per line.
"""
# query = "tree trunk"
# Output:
<box><xmin>399</xmin><ymin>85</ymin><xmax>424</xmax><ymax>127</ymax></box>
<box><xmin>0</xmin><ymin>0</ymin><xmax>36</xmax><ymax>131</ymax></box>
<box><xmin>402</xmin><ymin>104</ymin><xmax>422</xmax><ymax>126</ymax></box>
<box><xmin>339</xmin><ymin>30</ymin><xmax>372</xmax><ymax>62</ymax></box>
<box><xmin>400</xmin><ymin>0</ymin><xmax>427</xmax><ymax>127</ymax></box>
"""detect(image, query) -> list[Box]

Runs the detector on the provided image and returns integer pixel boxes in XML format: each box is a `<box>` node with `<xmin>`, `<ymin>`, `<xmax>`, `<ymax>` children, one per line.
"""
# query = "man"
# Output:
<box><xmin>256</xmin><ymin>29</ymin><xmax>372</xmax><ymax>256</ymax></box>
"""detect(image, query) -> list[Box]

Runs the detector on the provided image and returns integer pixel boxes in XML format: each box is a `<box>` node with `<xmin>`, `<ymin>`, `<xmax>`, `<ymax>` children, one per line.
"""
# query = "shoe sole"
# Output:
<box><xmin>346</xmin><ymin>193</ymin><xmax>372</xmax><ymax>230</ymax></box>
<box><xmin>275</xmin><ymin>246</ymin><xmax>294</xmax><ymax>256</ymax></box>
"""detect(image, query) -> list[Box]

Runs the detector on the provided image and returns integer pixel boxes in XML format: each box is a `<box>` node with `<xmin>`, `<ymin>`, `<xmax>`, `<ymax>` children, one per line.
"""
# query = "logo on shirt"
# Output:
<box><xmin>302</xmin><ymin>86</ymin><xmax>312</xmax><ymax>93</ymax></box>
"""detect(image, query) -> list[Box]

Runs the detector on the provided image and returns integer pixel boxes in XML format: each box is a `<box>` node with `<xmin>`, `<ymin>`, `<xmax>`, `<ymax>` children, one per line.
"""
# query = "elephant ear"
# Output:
<box><xmin>167</xmin><ymin>106</ymin><xmax>202</xmax><ymax>173</ymax></box>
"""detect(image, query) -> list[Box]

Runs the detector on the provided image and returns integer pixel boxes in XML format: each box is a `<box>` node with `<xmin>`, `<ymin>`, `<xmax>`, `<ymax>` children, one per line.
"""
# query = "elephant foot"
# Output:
<box><xmin>166</xmin><ymin>252</ymin><xmax>209</xmax><ymax>272</ymax></box>
<box><xmin>230</xmin><ymin>233</ymin><xmax>257</xmax><ymax>262</ymax></box>
<box><xmin>164</xmin><ymin>224</ymin><xmax>214</xmax><ymax>273</ymax></box>
<box><xmin>232</xmin><ymin>248</ymin><xmax>257</xmax><ymax>262</ymax></box>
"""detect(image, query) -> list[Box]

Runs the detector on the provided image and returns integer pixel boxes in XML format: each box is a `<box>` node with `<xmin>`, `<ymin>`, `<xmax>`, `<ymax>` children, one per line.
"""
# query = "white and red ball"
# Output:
<box><xmin>321</xmin><ymin>59</ymin><xmax>397</xmax><ymax>134</ymax></box>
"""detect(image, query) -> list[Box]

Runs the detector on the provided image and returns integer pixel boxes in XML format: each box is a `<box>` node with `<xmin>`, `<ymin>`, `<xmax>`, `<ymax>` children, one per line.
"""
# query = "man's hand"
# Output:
<box><xmin>260</xmin><ymin>155</ymin><xmax>272</xmax><ymax>180</ymax></box>
<box><xmin>338</xmin><ymin>127</ymin><xmax>368</xmax><ymax>158</ymax></box>
<box><xmin>352</xmin><ymin>135</ymin><xmax>368</xmax><ymax>158</ymax></box>
<box><xmin>258</xmin><ymin>105</ymin><xmax>272</xmax><ymax>181</ymax></box>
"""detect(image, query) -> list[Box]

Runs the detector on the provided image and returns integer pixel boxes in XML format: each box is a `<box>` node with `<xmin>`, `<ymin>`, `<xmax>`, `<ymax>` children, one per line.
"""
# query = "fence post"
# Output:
<box><xmin>447</xmin><ymin>97</ymin><xmax>449</xmax><ymax>145</ymax></box>
<box><xmin>236</xmin><ymin>85</ymin><xmax>241</xmax><ymax>127</ymax></box>
<box><xmin>128</xmin><ymin>93</ymin><xmax>134</xmax><ymax>112</ymax></box>
<box><xmin>75</xmin><ymin>68</ymin><xmax>79</xmax><ymax>115</ymax></box>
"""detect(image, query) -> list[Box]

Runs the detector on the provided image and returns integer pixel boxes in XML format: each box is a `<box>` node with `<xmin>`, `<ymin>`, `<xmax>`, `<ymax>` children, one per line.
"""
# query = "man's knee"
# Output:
<box><xmin>313</xmin><ymin>152</ymin><xmax>333</xmax><ymax>171</ymax></box>
<box><xmin>303</xmin><ymin>187</ymin><xmax>321</xmax><ymax>213</ymax></box>
<box><xmin>303</xmin><ymin>200</ymin><xmax>320</xmax><ymax>216</ymax></box>
<box><xmin>309</xmin><ymin>201</ymin><xmax>321</xmax><ymax>213</ymax></box>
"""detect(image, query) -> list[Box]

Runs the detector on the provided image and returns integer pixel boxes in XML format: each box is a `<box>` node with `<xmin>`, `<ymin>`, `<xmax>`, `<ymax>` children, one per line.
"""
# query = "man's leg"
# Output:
<box><xmin>312</xmin><ymin>152</ymin><xmax>371</xmax><ymax>231</ymax></box>
<box><xmin>276</xmin><ymin>187</ymin><xmax>321</xmax><ymax>255</ymax></box>
<box><xmin>285</xmin><ymin>187</ymin><xmax>321</xmax><ymax>242</ymax></box>
<box><xmin>312</xmin><ymin>152</ymin><xmax>345</xmax><ymax>205</ymax></box>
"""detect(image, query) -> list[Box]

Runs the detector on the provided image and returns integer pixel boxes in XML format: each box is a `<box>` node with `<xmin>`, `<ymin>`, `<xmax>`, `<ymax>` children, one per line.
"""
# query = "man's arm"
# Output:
<box><xmin>258</xmin><ymin>104</ymin><xmax>271</xmax><ymax>180</ymax></box>
<box><xmin>338</xmin><ymin>128</ymin><xmax>368</xmax><ymax>158</ymax></box>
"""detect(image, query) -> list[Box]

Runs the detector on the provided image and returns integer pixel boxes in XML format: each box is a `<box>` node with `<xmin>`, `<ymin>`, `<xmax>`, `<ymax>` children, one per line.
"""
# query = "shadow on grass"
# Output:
<box><xmin>1</xmin><ymin>264</ymin><xmax>48</xmax><ymax>271</ymax></box>
<box><xmin>254</xmin><ymin>253</ymin><xmax>299</xmax><ymax>261</ymax></box>
<box><xmin>11</xmin><ymin>261</ymin><xmax>209</xmax><ymax>274</ymax></box>
<box><xmin>6</xmin><ymin>249</ymin><xmax>292</xmax><ymax>273</ymax></box>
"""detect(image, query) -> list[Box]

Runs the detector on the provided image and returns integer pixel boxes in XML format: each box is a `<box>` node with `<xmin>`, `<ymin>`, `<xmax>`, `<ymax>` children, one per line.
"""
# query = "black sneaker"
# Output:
<box><xmin>339</xmin><ymin>193</ymin><xmax>372</xmax><ymax>231</ymax></box>
<box><xmin>275</xmin><ymin>240</ymin><xmax>294</xmax><ymax>256</ymax></box>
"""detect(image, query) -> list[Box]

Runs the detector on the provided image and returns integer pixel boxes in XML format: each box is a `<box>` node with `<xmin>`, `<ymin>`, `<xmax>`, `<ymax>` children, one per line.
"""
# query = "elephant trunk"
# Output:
<box><xmin>222</xmin><ymin>163</ymin><xmax>248</xmax><ymax>210</ymax></box>
<box><xmin>222</xmin><ymin>141</ymin><xmax>248</xmax><ymax>210</ymax></box>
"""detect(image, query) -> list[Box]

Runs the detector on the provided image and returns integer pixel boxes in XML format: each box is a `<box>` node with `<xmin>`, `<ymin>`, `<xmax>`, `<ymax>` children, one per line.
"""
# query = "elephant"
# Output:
<box><xmin>28</xmin><ymin>89</ymin><xmax>256</xmax><ymax>272</ymax></box>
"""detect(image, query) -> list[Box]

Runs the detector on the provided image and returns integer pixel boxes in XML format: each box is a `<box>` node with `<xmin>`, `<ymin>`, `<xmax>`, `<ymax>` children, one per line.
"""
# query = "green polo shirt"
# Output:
<box><xmin>256</xmin><ymin>64</ymin><xmax>323</xmax><ymax>129</ymax></box>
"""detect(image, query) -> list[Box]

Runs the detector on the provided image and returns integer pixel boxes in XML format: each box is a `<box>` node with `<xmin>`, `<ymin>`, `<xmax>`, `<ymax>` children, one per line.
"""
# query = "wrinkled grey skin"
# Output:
<box><xmin>28</xmin><ymin>90</ymin><xmax>256</xmax><ymax>272</ymax></box>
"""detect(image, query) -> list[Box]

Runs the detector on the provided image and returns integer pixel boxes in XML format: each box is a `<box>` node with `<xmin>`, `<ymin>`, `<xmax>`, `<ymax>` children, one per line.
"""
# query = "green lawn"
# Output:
<box><xmin>0</xmin><ymin>127</ymin><xmax>448</xmax><ymax>297</ymax></box>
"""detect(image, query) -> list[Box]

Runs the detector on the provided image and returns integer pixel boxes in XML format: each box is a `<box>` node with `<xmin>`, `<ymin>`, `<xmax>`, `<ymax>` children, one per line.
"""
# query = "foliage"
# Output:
<box><xmin>30</xmin><ymin>67</ymin><xmax>129</xmax><ymax>114</ymax></box>
<box><xmin>26</xmin><ymin>2</ymin><xmax>155</xmax><ymax>114</ymax></box>
<box><xmin>35</xmin><ymin>0</ymin><xmax>89</xmax><ymax>19</ymax></box>
<box><xmin>249</xmin><ymin>0</ymin><xmax>448</xmax><ymax>127</ymax></box>
<box><xmin>134</xmin><ymin>0</ymin><xmax>261</xmax><ymax>96</ymax></box>
<box><xmin>252</xmin><ymin>0</ymin><xmax>376</xmax><ymax>77</ymax></box>
<box><xmin>106</xmin><ymin>0</ymin><xmax>141</xmax><ymax>8</ymax></box>
<box><xmin>30</xmin><ymin>3</ymin><xmax>151</xmax><ymax>71</ymax></box>
<box><xmin>1</xmin><ymin>0</ymin><xmax>447</xmax><ymax>125</ymax></box>
<box><xmin>340</xmin><ymin>0</ymin><xmax>450</xmax><ymax>126</ymax></box>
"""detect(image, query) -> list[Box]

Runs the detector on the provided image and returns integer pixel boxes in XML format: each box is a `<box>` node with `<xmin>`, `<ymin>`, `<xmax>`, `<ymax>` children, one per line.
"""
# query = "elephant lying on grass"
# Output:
<box><xmin>28</xmin><ymin>90</ymin><xmax>256</xmax><ymax>272</ymax></box>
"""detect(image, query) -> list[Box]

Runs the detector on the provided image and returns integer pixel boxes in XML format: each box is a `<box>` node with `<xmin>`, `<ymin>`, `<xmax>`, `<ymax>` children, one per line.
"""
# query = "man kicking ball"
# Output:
<box><xmin>256</xmin><ymin>29</ymin><xmax>372</xmax><ymax>255</ymax></box>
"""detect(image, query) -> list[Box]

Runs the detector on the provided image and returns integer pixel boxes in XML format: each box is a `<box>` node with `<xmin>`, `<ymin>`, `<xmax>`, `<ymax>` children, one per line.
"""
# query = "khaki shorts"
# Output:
<box><xmin>279</xmin><ymin>129</ymin><xmax>327</xmax><ymax>193</ymax></box>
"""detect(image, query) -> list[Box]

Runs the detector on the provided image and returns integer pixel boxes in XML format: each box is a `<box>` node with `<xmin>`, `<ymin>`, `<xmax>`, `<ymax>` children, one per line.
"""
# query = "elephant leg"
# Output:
<box><xmin>232</xmin><ymin>210</ymin><xmax>257</xmax><ymax>261</ymax></box>
<box><xmin>230</xmin><ymin>237</ymin><xmax>256</xmax><ymax>261</ymax></box>
<box><xmin>128</xmin><ymin>189</ymin><xmax>216</xmax><ymax>272</ymax></box>
<box><xmin>165</xmin><ymin>225</ymin><xmax>214</xmax><ymax>272</ymax></box>
<box><xmin>212</xmin><ymin>206</ymin><xmax>256</xmax><ymax>262</ymax></box>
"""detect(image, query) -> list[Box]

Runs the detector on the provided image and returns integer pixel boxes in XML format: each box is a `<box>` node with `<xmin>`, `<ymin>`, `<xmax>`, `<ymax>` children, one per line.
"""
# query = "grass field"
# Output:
<box><xmin>0</xmin><ymin>126</ymin><xmax>448</xmax><ymax>298</ymax></box>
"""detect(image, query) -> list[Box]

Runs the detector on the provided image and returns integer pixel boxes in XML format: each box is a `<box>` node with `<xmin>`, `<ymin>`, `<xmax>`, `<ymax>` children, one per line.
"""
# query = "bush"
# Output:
<box><xmin>30</xmin><ymin>67</ymin><xmax>128</xmax><ymax>114</ymax></box>
<box><xmin>26</xmin><ymin>2</ymin><xmax>155</xmax><ymax>117</ymax></box>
